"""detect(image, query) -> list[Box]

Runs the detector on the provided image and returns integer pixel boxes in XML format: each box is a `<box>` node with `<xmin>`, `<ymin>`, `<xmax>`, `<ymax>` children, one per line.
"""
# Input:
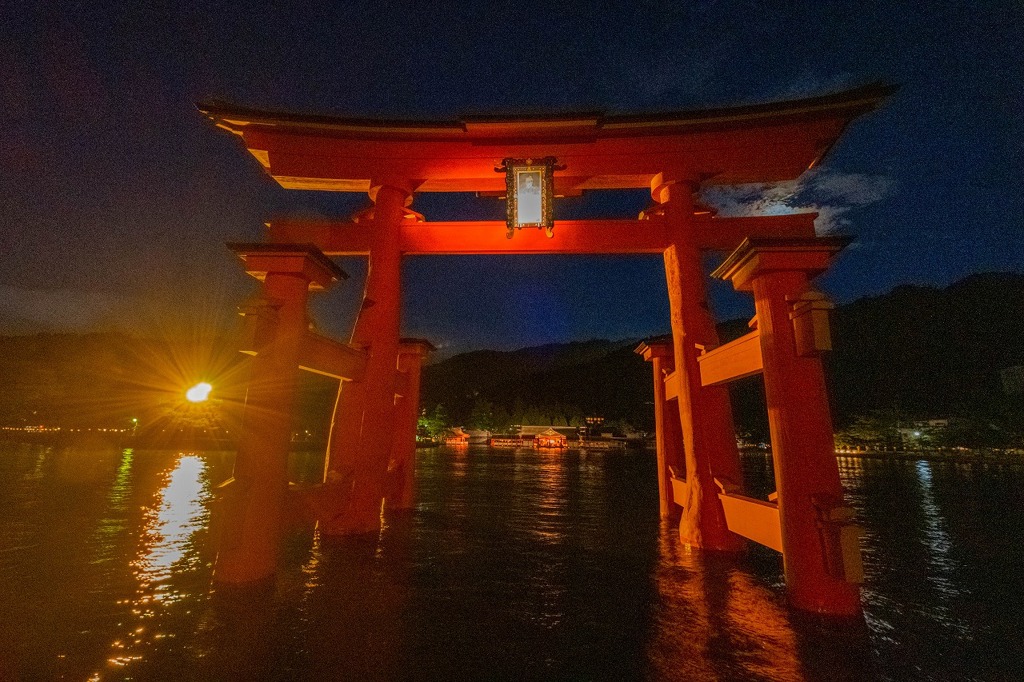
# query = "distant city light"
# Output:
<box><xmin>185</xmin><ymin>382</ymin><xmax>212</xmax><ymax>403</ymax></box>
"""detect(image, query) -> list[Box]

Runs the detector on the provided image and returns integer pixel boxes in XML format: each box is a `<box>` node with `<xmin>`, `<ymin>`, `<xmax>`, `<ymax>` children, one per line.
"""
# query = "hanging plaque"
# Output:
<box><xmin>499</xmin><ymin>157</ymin><xmax>557</xmax><ymax>239</ymax></box>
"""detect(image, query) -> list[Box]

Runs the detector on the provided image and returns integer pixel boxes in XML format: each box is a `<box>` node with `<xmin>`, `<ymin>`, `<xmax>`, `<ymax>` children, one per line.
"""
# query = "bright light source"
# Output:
<box><xmin>185</xmin><ymin>382</ymin><xmax>212</xmax><ymax>403</ymax></box>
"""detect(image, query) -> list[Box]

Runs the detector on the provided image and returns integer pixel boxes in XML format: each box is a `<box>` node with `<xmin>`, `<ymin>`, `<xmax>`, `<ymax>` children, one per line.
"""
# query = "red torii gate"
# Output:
<box><xmin>201</xmin><ymin>84</ymin><xmax>891</xmax><ymax>617</ymax></box>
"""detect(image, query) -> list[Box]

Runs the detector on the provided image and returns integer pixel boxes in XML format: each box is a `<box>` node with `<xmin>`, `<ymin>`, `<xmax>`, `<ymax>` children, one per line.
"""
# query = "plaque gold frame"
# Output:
<box><xmin>499</xmin><ymin>157</ymin><xmax>557</xmax><ymax>238</ymax></box>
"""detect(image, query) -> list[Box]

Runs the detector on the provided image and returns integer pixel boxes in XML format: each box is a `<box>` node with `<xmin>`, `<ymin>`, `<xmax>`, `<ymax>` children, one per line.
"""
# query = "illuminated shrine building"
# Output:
<box><xmin>534</xmin><ymin>428</ymin><xmax>569</xmax><ymax>449</ymax></box>
<box><xmin>518</xmin><ymin>425</ymin><xmax>576</xmax><ymax>448</ymax></box>
<box><xmin>202</xmin><ymin>84</ymin><xmax>892</xmax><ymax>619</ymax></box>
<box><xmin>443</xmin><ymin>427</ymin><xmax>471</xmax><ymax>446</ymax></box>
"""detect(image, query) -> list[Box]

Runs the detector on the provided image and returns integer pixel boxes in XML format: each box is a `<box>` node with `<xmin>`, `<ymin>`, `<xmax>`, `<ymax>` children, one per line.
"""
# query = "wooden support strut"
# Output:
<box><xmin>239</xmin><ymin>329</ymin><xmax>368</xmax><ymax>382</ymax></box>
<box><xmin>696</xmin><ymin>325</ymin><xmax>763</xmax><ymax>387</ymax></box>
<box><xmin>714</xmin><ymin>478</ymin><xmax>783</xmax><ymax>553</ymax></box>
<box><xmin>663</xmin><ymin>369</ymin><xmax>681</xmax><ymax>401</ymax></box>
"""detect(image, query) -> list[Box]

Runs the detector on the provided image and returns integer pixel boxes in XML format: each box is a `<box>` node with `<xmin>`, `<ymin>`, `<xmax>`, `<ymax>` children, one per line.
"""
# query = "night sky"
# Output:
<box><xmin>2</xmin><ymin>1</ymin><xmax>1022</xmax><ymax>356</ymax></box>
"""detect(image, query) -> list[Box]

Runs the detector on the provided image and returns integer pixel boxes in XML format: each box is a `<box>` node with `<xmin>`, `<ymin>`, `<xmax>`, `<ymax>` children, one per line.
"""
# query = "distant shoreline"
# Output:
<box><xmin>0</xmin><ymin>432</ymin><xmax>326</xmax><ymax>452</ymax></box>
<box><xmin>3</xmin><ymin>433</ymin><xmax>1022</xmax><ymax>466</ymax></box>
<box><xmin>740</xmin><ymin>447</ymin><xmax>1024</xmax><ymax>465</ymax></box>
<box><xmin>835</xmin><ymin>449</ymin><xmax>1024</xmax><ymax>464</ymax></box>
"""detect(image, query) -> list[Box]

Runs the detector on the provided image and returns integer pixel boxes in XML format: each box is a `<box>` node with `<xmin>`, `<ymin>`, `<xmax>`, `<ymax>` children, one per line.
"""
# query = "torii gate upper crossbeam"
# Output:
<box><xmin>266</xmin><ymin>214</ymin><xmax>818</xmax><ymax>255</ymax></box>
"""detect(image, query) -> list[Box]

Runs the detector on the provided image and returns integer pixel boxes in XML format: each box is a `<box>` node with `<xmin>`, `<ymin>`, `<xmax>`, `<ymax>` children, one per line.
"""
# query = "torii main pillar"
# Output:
<box><xmin>659</xmin><ymin>179</ymin><xmax>745</xmax><ymax>552</ymax></box>
<box><xmin>215</xmin><ymin>244</ymin><xmax>346</xmax><ymax>586</ymax></box>
<box><xmin>714</xmin><ymin>237</ymin><xmax>862</xmax><ymax>616</ymax></box>
<box><xmin>321</xmin><ymin>181</ymin><xmax>412</xmax><ymax>535</ymax></box>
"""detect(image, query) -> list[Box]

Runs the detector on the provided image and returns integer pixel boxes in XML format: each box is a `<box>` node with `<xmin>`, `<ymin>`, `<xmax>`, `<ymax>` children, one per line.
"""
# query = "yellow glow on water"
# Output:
<box><xmin>135</xmin><ymin>455</ymin><xmax>207</xmax><ymax>586</ymax></box>
<box><xmin>94</xmin><ymin>454</ymin><xmax>209</xmax><ymax>679</ymax></box>
<box><xmin>185</xmin><ymin>382</ymin><xmax>212</xmax><ymax>403</ymax></box>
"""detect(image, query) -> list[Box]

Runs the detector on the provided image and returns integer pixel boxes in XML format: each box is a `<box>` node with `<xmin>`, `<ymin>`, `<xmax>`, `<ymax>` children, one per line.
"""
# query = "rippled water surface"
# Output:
<box><xmin>1</xmin><ymin>443</ymin><xmax>1023</xmax><ymax>680</ymax></box>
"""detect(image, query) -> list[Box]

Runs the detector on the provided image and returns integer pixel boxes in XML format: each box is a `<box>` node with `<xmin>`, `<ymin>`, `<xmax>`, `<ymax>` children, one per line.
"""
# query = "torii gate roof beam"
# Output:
<box><xmin>198</xmin><ymin>84</ymin><xmax>893</xmax><ymax>192</ymax></box>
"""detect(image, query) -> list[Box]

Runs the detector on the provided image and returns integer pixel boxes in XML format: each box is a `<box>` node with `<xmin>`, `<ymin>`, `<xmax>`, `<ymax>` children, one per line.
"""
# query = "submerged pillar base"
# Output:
<box><xmin>319</xmin><ymin>479</ymin><xmax>387</xmax><ymax>536</ymax></box>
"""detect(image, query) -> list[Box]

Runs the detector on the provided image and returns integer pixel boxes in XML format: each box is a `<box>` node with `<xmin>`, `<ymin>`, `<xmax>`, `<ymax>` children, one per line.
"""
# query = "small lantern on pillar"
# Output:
<box><xmin>787</xmin><ymin>290</ymin><xmax>835</xmax><ymax>357</ymax></box>
<box><xmin>813</xmin><ymin>495</ymin><xmax>865</xmax><ymax>584</ymax></box>
<box><xmin>498</xmin><ymin>157</ymin><xmax>557</xmax><ymax>239</ymax></box>
<box><xmin>237</xmin><ymin>294</ymin><xmax>281</xmax><ymax>353</ymax></box>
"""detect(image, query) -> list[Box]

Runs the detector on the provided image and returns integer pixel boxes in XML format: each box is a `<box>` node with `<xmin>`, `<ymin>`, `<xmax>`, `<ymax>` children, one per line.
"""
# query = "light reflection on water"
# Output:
<box><xmin>92</xmin><ymin>452</ymin><xmax>211</xmax><ymax>679</ymax></box>
<box><xmin>134</xmin><ymin>454</ymin><xmax>208</xmax><ymax>590</ymax></box>
<box><xmin>1</xmin><ymin>444</ymin><xmax>1024</xmax><ymax>680</ymax></box>
<box><xmin>646</xmin><ymin>533</ymin><xmax>807</xmax><ymax>682</ymax></box>
<box><xmin>910</xmin><ymin>460</ymin><xmax>969</xmax><ymax>636</ymax></box>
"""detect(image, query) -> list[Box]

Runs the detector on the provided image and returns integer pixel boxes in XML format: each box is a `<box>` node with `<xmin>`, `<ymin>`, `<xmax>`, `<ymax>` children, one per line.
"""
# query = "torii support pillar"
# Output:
<box><xmin>635</xmin><ymin>339</ymin><xmax>685</xmax><ymax>518</ymax></box>
<box><xmin>215</xmin><ymin>244</ymin><xmax>347</xmax><ymax>587</ymax></box>
<box><xmin>661</xmin><ymin>181</ymin><xmax>745</xmax><ymax>552</ymax></box>
<box><xmin>322</xmin><ymin>181</ymin><xmax>411</xmax><ymax>535</ymax></box>
<box><xmin>387</xmin><ymin>338</ymin><xmax>435</xmax><ymax>510</ymax></box>
<box><xmin>714</xmin><ymin>236</ymin><xmax>862</xmax><ymax>617</ymax></box>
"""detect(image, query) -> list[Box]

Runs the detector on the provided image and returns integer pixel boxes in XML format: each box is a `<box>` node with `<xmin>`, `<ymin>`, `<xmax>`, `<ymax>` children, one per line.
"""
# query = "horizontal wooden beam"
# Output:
<box><xmin>664</xmin><ymin>369</ymin><xmax>680</xmax><ymax>401</ymax></box>
<box><xmin>242</xmin><ymin>331</ymin><xmax>367</xmax><ymax>381</ymax></box>
<box><xmin>692</xmin><ymin>213</ymin><xmax>817</xmax><ymax>251</ymax></box>
<box><xmin>671</xmin><ymin>475</ymin><xmax>687</xmax><ymax>507</ymax></box>
<box><xmin>264</xmin><ymin>213</ymin><xmax>819</xmax><ymax>256</ymax></box>
<box><xmin>718</xmin><ymin>492</ymin><xmax>783</xmax><ymax>552</ymax></box>
<box><xmin>715</xmin><ymin>479</ymin><xmax>782</xmax><ymax>552</ymax></box>
<box><xmin>267</xmin><ymin>220</ymin><xmax>373</xmax><ymax>255</ymax></box>
<box><xmin>298</xmin><ymin>332</ymin><xmax>367</xmax><ymax>381</ymax></box>
<box><xmin>696</xmin><ymin>328</ymin><xmax>763</xmax><ymax>386</ymax></box>
<box><xmin>402</xmin><ymin>220</ymin><xmax>668</xmax><ymax>255</ymax></box>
